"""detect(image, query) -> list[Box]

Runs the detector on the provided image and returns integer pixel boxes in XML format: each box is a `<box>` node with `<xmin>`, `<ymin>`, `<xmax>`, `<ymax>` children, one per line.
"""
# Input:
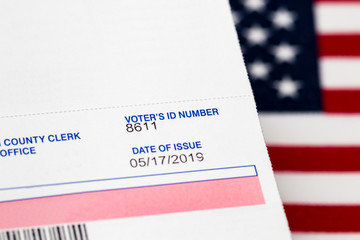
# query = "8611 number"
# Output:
<box><xmin>126</xmin><ymin>122</ymin><xmax>157</xmax><ymax>133</ymax></box>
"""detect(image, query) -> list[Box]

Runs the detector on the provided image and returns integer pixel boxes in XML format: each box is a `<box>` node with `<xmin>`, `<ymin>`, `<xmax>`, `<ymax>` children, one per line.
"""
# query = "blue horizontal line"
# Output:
<box><xmin>0</xmin><ymin>165</ymin><xmax>257</xmax><ymax>192</ymax></box>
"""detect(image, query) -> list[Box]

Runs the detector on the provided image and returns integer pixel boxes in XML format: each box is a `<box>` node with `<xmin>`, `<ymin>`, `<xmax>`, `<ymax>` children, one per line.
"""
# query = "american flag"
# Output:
<box><xmin>230</xmin><ymin>0</ymin><xmax>360</xmax><ymax>239</ymax></box>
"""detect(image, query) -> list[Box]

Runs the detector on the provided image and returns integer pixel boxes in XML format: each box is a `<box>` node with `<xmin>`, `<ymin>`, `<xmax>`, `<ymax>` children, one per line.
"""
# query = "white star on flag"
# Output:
<box><xmin>248</xmin><ymin>60</ymin><xmax>271</xmax><ymax>80</ymax></box>
<box><xmin>273</xmin><ymin>76</ymin><xmax>302</xmax><ymax>98</ymax></box>
<box><xmin>232</xmin><ymin>11</ymin><xmax>241</xmax><ymax>25</ymax></box>
<box><xmin>272</xmin><ymin>43</ymin><xmax>299</xmax><ymax>63</ymax></box>
<box><xmin>244</xmin><ymin>25</ymin><xmax>269</xmax><ymax>45</ymax></box>
<box><xmin>271</xmin><ymin>8</ymin><xmax>296</xmax><ymax>29</ymax></box>
<box><xmin>243</xmin><ymin>0</ymin><xmax>266</xmax><ymax>12</ymax></box>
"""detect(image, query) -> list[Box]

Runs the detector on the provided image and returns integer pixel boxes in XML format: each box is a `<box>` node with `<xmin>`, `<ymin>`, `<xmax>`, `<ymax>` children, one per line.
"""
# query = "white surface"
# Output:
<box><xmin>88</xmin><ymin>205</ymin><xmax>290</xmax><ymax>240</ymax></box>
<box><xmin>315</xmin><ymin>2</ymin><xmax>360</xmax><ymax>33</ymax></box>
<box><xmin>320</xmin><ymin>58</ymin><xmax>360</xmax><ymax>89</ymax></box>
<box><xmin>276</xmin><ymin>172</ymin><xmax>360</xmax><ymax>204</ymax></box>
<box><xmin>0</xmin><ymin>0</ymin><xmax>251</xmax><ymax>117</ymax></box>
<box><xmin>259</xmin><ymin>113</ymin><xmax>360</xmax><ymax>145</ymax></box>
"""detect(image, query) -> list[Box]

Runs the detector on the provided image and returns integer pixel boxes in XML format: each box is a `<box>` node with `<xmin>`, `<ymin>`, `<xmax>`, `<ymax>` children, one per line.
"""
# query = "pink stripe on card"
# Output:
<box><xmin>0</xmin><ymin>176</ymin><xmax>264</xmax><ymax>229</ymax></box>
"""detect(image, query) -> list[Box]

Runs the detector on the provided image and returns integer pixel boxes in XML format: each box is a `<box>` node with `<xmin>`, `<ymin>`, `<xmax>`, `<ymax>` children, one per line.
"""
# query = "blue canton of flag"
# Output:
<box><xmin>230</xmin><ymin>0</ymin><xmax>322</xmax><ymax>111</ymax></box>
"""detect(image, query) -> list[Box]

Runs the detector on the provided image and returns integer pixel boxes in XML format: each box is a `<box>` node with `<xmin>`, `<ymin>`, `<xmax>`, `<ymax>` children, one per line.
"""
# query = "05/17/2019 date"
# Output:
<box><xmin>130</xmin><ymin>152</ymin><xmax>204</xmax><ymax>168</ymax></box>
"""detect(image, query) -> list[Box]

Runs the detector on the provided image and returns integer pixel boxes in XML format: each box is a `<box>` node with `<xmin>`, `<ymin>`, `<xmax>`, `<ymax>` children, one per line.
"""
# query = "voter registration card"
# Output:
<box><xmin>0</xmin><ymin>0</ymin><xmax>291</xmax><ymax>239</ymax></box>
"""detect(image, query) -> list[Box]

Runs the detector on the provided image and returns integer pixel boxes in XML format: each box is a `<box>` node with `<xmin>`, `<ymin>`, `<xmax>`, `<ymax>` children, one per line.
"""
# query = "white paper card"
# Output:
<box><xmin>0</xmin><ymin>0</ymin><xmax>291</xmax><ymax>239</ymax></box>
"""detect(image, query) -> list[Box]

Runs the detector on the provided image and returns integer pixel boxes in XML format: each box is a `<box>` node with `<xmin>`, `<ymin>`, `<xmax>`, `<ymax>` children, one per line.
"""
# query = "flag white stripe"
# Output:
<box><xmin>259</xmin><ymin>114</ymin><xmax>360</xmax><ymax>145</ymax></box>
<box><xmin>275</xmin><ymin>172</ymin><xmax>360</xmax><ymax>204</ymax></box>
<box><xmin>292</xmin><ymin>233</ymin><xmax>360</xmax><ymax>240</ymax></box>
<box><xmin>315</xmin><ymin>3</ymin><xmax>360</xmax><ymax>33</ymax></box>
<box><xmin>320</xmin><ymin>58</ymin><xmax>360</xmax><ymax>89</ymax></box>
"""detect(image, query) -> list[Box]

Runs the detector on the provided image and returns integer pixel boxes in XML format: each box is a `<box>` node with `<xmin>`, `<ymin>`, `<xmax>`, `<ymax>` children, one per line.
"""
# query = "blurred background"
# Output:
<box><xmin>229</xmin><ymin>0</ymin><xmax>360</xmax><ymax>239</ymax></box>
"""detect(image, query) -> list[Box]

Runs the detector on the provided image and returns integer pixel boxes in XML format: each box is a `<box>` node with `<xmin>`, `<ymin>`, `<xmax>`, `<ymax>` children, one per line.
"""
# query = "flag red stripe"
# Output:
<box><xmin>268</xmin><ymin>146</ymin><xmax>360</xmax><ymax>171</ymax></box>
<box><xmin>318</xmin><ymin>35</ymin><xmax>360</xmax><ymax>57</ymax></box>
<box><xmin>323</xmin><ymin>90</ymin><xmax>360</xmax><ymax>113</ymax></box>
<box><xmin>284</xmin><ymin>205</ymin><xmax>360</xmax><ymax>232</ymax></box>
